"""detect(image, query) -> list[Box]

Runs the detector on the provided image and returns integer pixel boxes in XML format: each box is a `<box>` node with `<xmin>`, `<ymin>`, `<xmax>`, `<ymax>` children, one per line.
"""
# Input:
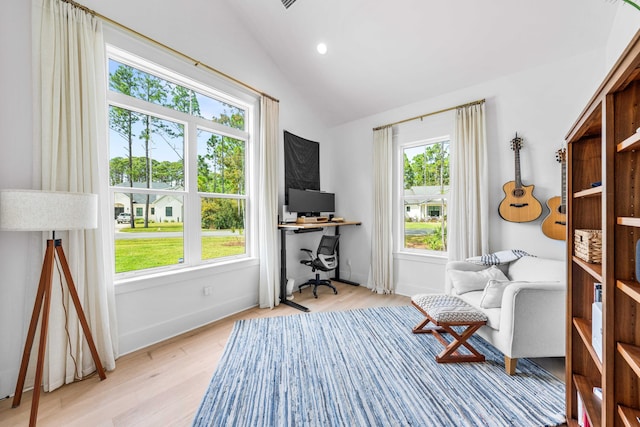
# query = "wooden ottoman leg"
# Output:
<box><xmin>435</xmin><ymin>323</ymin><xmax>485</xmax><ymax>363</ymax></box>
<box><xmin>410</xmin><ymin>295</ymin><xmax>488</xmax><ymax>364</ymax></box>
<box><xmin>411</xmin><ymin>300</ymin><xmax>436</xmax><ymax>334</ymax></box>
<box><xmin>412</xmin><ymin>316</ymin><xmax>434</xmax><ymax>334</ymax></box>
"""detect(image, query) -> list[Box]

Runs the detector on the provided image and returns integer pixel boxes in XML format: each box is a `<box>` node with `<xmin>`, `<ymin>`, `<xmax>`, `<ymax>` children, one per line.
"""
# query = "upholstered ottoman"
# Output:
<box><xmin>411</xmin><ymin>294</ymin><xmax>488</xmax><ymax>363</ymax></box>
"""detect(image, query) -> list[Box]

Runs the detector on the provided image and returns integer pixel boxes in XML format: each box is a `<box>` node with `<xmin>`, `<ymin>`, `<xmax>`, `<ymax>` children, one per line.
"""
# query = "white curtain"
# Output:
<box><xmin>448</xmin><ymin>102</ymin><xmax>489</xmax><ymax>261</ymax></box>
<box><xmin>367</xmin><ymin>126</ymin><xmax>394</xmax><ymax>294</ymax></box>
<box><xmin>258</xmin><ymin>97</ymin><xmax>280</xmax><ymax>308</ymax></box>
<box><xmin>35</xmin><ymin>0</ymin><xmax>117</xmax><ymax>392</ymax></box>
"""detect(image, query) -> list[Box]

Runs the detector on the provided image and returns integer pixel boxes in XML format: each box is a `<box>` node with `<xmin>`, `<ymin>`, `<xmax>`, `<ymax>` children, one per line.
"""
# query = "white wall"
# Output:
<box><xmin>326</xmin><ymin>48</ymin><xmax>611</xmax><ymax>296</ymax></box>
<box><xmin>605</xmin><ymin>6</ymin><xmax>640</xmax><ymax>70</ymax></box>
<box><xmin>0</xmin><ymin>0</ymin><xmax>36</xmax><ymax>400</ymax></box>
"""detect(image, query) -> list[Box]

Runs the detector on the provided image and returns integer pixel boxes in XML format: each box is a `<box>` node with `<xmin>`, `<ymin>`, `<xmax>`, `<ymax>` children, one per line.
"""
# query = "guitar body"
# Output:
<box><xmin>541</xmin><ymin>196</ymin><xmax>567</xmax><ymax>240</ymax></box>
<box><xmin>541</xmin><ymin>148</ymin><xmax>567</xmax><ymax>240</ymax></box>
<box><xmin>498</xmin><ymin>180</ymin><xmax>543</xmax><ymax>223</ymax></box>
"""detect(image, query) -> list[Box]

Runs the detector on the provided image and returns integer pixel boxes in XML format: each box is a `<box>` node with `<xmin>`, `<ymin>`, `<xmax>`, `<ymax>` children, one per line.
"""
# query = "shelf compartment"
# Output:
<box><xmin>618</xmin><ymin>280</ymin><xmax>640</xmax><ymax>304</ymax></box>
<box><xmin>574</xmin><ymin>317</ymin><xmax>603</xmax><ymax>374</ymax></box>
<box><xmin>574</xmin><ymin>374</ymin><xmax>602</xmax><ymax>427</ymax></box>
<box><xmin>618</xmin><ymin>405</ymin><xmax>640</xmax><ymax>427</ymax></box>
<box><xmin>574</xmin><ymin>187</ymin><xmax>603</xmax><ymax>198</ymax></box>
<box><xmin>573</xmin><ymin>256</ymin><xmax>603</xmax><ymax>282</ymax></box>
<box><xmin>618</xmin><ymin>342</ymin><xmax>640</xmax><ymax>378</ymax></box>
<box><xmin>618</xmin><ymin>217</ymin><xmax>640</xmax><ymax>227</ymax></box>
<box><xmin>617</xmin><ymin>131</ymin><xmax>640</xmax><ymax>153</ymax></box>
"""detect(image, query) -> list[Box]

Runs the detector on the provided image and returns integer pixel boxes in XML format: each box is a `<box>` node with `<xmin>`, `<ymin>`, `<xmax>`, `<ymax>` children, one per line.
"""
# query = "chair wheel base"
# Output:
<box><xmin>298</xmin><ymin>279</ymin><xmax>338</xmax><ymax>299</ymax></box>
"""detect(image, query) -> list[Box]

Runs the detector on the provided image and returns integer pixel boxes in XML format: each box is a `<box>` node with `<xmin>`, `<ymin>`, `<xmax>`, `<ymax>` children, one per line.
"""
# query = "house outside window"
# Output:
<box><xmin>400</xmin><ymin>136</ymin><xmax>449</xmax><ymax>254</ymax></box>
<box><xmin>107</xmin><ymin>47</ymin><xmax>255</xmax><ymax>276</ymax></box>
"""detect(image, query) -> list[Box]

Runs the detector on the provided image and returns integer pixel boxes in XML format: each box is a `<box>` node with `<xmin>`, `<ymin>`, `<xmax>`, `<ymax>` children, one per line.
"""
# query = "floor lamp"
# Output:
<box><xmin>0</xmin><ymin>190</ymin><xmax>107</xmax><ymax>427</ymax></box>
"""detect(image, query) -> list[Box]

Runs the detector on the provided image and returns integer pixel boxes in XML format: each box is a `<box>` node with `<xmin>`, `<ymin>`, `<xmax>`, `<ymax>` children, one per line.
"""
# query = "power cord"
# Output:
<box><xmin>54</xmin><ymin>255</ymin><xmax>81</xmax><ymax>382</ymax></box>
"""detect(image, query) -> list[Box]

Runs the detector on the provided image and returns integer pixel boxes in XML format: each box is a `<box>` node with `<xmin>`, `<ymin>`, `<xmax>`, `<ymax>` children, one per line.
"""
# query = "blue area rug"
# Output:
<box><xmin>193</xmin><ymin>305</ymin><xmax>565</xmax><ymax>426</ymax></box>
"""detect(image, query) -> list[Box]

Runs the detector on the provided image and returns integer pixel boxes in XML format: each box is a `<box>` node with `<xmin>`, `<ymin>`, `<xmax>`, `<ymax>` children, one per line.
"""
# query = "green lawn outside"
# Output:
<box><xmin>115</xmin><ymin>225</ymin><xmax>245</xmax><ymax>273</ymax></box>
<box><xmin>404</xmin><ymin>222</ymin><xmax>441</xmax><ymax>231</ymax></box>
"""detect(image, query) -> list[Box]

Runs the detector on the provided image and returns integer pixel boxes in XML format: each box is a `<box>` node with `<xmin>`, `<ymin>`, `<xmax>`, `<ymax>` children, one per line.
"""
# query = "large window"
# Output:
<box><xmin>107</xmin><ymin>47</ymin><xmax>254</xmax><ymax>276</ymax></box>
<box><xmin>400</xmin><ymin>137</ymin><xmax>449</xmax><ymax>253</ymax></box>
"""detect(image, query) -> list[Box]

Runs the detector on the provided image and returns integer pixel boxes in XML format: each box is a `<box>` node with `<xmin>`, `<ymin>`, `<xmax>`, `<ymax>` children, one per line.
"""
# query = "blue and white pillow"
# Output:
<box><xmin>465</xmin><ymin>249</ymin><xmax>531</xmax><ymax>266</ymax></box>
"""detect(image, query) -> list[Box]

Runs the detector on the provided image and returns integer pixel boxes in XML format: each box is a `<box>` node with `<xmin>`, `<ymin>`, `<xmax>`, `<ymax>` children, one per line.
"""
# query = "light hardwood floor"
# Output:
<box><xmin>0</xmin><ymin>282</ymin><xmax>410</xmax><ymax>427</ymax></box>
<box><xmin>0</xmin><ymin>282</ymin><xmax>565</xmax><ymax>426</ymax></box>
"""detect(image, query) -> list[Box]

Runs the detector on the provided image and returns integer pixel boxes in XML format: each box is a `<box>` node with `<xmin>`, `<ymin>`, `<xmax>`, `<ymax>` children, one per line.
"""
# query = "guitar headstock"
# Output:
<box><xmin>556</xmin><ymin>148</ymin><xmax>566</xmax><ymax>163</ymax></box>
<box><xmin>510</xmin><ymin>133</ymin><xmax>523</xmax><ymax>151</ymax></box>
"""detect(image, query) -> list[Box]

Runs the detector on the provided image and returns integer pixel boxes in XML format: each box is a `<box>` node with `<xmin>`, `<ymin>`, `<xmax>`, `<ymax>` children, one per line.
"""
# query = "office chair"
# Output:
<box><xmin>299</xmin><ymin>234</ymin><xmax>340</xmax><ymax>298</ymax></box>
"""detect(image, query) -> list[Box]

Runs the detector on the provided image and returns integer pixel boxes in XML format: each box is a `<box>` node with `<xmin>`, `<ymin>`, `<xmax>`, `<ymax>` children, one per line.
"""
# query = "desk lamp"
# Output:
<box><xmin>0</xmin><ymin>189</ymin><xmax>107</xmax><ymax>427</ymax></box>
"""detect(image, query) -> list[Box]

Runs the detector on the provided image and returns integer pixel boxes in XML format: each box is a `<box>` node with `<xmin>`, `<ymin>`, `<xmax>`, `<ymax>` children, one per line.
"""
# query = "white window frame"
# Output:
<box><xmin>396</xmin><ymin>135</ymin><xmax>450</xmax><ymax>258</ymax></box>
<box><xmin>105</xmin><ymin>40</ymin><xmax>259</xmax><ymax>281</ymax></box>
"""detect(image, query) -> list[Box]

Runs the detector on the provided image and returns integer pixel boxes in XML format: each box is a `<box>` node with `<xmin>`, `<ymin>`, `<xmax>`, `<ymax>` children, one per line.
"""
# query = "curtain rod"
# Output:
<box><xmin>61</xmin><ymin>0</ymin><xmax>279</xmax><ymax>103</ymax></box>
<box><xmin>373</xmin><ymin>98</ymin><xmax>485</xmax><ymax>131</ymax></box>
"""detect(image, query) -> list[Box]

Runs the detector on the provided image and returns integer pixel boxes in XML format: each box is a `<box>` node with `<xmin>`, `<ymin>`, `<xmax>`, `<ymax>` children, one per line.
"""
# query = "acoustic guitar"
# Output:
<box><xmin>498</xmin><ymin>133</ymin><xmax>543</xmax><ymax>222</ymax></box>
<box><xmin>541</xmin><ymin>148</ymin><xmax>567</xmax><ymax>240</ymax></box>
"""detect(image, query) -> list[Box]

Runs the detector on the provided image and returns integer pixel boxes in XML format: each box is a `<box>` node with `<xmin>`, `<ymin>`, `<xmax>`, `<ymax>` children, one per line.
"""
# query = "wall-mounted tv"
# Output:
<box><xmin>287</xmin><ymin>188</ymin><xmax>335</xmax><ymax>216</ymax></box>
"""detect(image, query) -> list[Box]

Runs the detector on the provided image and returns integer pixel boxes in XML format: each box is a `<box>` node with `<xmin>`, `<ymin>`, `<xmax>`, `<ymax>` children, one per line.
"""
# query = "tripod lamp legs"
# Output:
<box><xmin>12</xmin><ymin>239</ymin><xmax>106</xmax><ymax>427</ymax></box>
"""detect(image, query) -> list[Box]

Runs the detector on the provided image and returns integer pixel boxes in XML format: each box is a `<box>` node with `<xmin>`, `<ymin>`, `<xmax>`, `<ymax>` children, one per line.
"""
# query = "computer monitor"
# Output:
<box><xmin>287</xmin><ymin>188</ymin><xmax>335</xmax><ymax>216</ymax></box>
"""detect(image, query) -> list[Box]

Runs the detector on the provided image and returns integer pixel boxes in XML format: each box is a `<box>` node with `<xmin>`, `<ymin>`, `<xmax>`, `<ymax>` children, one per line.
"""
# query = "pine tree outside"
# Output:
<box><xmin>107</xmin><ymin>51</ymin><xmax>250</xmax><ymax>275</ymax></box>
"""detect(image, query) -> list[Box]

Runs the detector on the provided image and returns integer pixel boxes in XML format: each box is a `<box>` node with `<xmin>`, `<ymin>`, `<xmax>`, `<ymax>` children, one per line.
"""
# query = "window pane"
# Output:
<box><xmin>402</xmin><ymin>141</ymin><xmax>449</xmax><ymax>252</ymax></box>
<box><xmin>114</xmin><ymin>192</ymin><xmax>184</xmax><ymax>273</ymax></box>
<box><xmin>109</xmin><ymin>59</ymin><xmax>245</xmax><ymax>130</ymax></box>
<box><xmin>109</xmin><ymin>106</ymin><xmax>184</xmax><ymax>190</ymax></box>
<box><xmin>201</xmin><ymin>197</ymin><xmax>245</xmax><ymax>260</ymax></box>
<box><xmin>197</xmin><ymin>130</ymin><xmax>245</xmax><ymax>194</ymax></box>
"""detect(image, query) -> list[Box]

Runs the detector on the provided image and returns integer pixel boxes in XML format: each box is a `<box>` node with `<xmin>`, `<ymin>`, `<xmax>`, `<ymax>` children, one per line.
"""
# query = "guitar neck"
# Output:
<box><xmin>514</xmin><ymin>148</ymin><xmax>522</xmax><ymax>189</ymax></box>
<box><xmin>561</xmin><ymin>160</ymin><xmax>566</xmax><ymax>208</ymax></box>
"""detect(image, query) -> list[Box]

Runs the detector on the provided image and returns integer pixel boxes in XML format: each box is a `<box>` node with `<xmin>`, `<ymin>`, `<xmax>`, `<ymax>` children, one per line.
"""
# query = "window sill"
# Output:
<box><xmin>395</xmin><ymin>250</ymin><xmax>448</xmax><ymax>264</ymax></box>
<box><xmin>115</xmin><ymin>257</ymin><xmax>259</xmax><ymax>295</ymax></box>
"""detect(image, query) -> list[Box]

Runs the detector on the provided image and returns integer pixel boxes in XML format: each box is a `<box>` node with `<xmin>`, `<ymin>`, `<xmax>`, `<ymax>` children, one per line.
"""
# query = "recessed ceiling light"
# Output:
<box><xmin>316</xmin><ymin>43</ymin><xmax>328</xmax><ymax>55</ymax></box>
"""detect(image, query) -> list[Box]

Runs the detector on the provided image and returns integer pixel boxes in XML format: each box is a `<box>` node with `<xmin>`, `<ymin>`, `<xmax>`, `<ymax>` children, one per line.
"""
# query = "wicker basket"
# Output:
<box><xmin>574</xmin><ymin>229</ymin><xmax>602</xmax><ymax>264</ymax></box>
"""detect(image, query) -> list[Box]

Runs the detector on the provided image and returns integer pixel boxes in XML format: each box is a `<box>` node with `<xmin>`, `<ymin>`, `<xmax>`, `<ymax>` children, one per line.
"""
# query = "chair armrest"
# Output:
<box><xmin>499</xmin><ymin>281</ymin><xmax>566</xmax><ymax>357</ymax></box>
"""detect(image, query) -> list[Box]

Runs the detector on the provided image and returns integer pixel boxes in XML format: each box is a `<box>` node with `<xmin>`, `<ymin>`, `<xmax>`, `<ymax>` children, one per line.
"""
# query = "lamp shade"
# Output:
<box><xmin>0</xmin><ymin>190</ymin><xmax>98</xmax><ymax>231</ymax></box>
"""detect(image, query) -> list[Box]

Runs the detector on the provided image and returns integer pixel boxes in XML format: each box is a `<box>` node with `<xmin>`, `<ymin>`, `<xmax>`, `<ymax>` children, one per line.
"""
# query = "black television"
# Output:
<box><xmin>287</xmin><ymin>188</ymin><xmax>335</xmax><ymax>216</ymax></box>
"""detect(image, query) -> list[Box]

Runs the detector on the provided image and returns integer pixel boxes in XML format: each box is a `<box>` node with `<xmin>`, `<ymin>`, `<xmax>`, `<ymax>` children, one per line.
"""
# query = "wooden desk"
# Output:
<box><xmin>278</xmin><ymin>220</ymin><xmax>361</xmax><ymax>312</ymax></box>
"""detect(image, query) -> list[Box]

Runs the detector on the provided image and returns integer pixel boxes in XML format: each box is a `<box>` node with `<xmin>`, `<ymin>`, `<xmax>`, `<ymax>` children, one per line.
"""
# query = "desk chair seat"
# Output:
<box><xmin>299</xmin><ymin>235</ymin><xmax>340</xmax><ymax>298</ymax></box>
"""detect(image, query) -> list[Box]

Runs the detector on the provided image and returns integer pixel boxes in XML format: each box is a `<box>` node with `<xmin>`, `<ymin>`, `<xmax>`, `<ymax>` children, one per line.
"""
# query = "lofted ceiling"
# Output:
<box><xmin>224</xmin><ymin>0</ymin><xmax>619</xmax><ymax>126</ymax></box>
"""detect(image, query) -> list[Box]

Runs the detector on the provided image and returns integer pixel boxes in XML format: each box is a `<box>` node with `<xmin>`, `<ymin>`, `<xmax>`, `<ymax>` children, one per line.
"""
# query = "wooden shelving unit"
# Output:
<box><xmin>566</xmin><ymin>31</ymin><xmax>640</xmax><ymax>427</ymax></box>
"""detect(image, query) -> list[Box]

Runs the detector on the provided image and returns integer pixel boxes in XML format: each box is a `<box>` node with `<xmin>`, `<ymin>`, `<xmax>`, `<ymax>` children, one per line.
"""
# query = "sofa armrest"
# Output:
<box><xmin>499</xmin><ymin>281</ymin><xmax>566</xmax><ymax>358</ymax></box>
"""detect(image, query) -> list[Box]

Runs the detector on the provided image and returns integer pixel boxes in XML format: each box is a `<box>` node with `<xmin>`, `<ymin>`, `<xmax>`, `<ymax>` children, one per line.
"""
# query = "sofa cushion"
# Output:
<box><xmin>508</xmin><ymin>256</ymin><xmax>564</xmax><ymax>282</ymax></box>
<box><xmin>448</xmin><ymin>265</ymin><xmax>508</xmax><ymax>295</ymax></box>
<box><xmin>457</xmin><ymin>291</ymin><xmax>501</xmax><ymax>330</ymax></box>
<box><xmin>480</xmin><ymin>280</ymin><xmax>512</xmax><ymax>308</ymax></box>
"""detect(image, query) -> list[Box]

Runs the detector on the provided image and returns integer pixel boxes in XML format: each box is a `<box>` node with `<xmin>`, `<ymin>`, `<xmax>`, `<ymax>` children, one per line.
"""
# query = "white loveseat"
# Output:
<box><xmin>445</xmin><ymin>255</ymin><xmax>566</xmax><ymax>374</ymax></box>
